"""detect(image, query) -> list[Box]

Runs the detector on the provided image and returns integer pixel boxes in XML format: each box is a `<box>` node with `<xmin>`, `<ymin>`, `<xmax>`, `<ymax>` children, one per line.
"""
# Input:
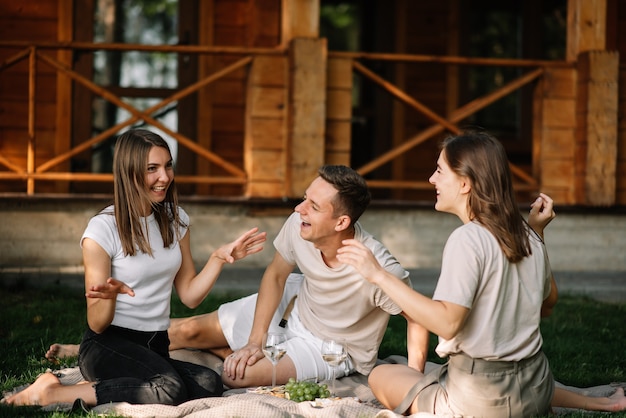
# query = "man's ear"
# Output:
<box><xmin>335</xmin><ymin>215</ymin><xmax>352</xmax><ymax>232</ymax></box>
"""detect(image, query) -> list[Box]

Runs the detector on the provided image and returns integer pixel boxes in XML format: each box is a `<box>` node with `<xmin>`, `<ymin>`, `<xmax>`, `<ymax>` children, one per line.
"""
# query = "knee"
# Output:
<box><xmin>155</xmin><ymin>375</ymin><xmax>188</xmax><ymax>405</ymax></box>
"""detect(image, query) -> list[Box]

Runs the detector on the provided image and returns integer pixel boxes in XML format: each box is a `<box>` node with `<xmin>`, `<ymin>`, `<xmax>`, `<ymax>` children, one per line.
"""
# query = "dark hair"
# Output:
<box><xmin>441</xmin><ymin>131</ymin><xmax>531</xmax><ymax>262</ymax></box>
<box><xmin>317</xmin><ymin>165</ymin><xmax>371</xmax><ymax>226</ymax></box>
<box><xmin>113</xmin><ymin>129</ymin><xmax>184</xmax><ymax>256</ymax></box>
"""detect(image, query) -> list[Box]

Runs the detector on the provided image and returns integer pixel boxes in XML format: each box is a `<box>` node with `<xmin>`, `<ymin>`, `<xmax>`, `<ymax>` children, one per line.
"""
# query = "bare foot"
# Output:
<box><xmin>1</xmin><ymin>372</ymin><xmax>61</xmax><ymax>406</ymax></box>
<box><xmin>608</xmin><ymin>387</ymin><xmax>626</xmax><ymax>412</ymax></box>
<box><xmin>45</xmin><ymin>343</ymin><xmax>79</xmax><ymax>363</ymax></box>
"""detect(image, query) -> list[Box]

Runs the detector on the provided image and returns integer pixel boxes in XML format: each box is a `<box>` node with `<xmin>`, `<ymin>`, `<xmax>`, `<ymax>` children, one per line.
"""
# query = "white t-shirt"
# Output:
<box><xmin>433</xmin><ymin>221</ymin><xmax>552</xmax><ymax>361</ymax></box>
<box><xmin>274</xmin><ymin>212</ymin><xmax>411</xmax><ymax>374</ymax></box>
<box><xmin>80</xmin><ymin>205</ymin><xmax>189</xmax><ymax>332</ymax></box>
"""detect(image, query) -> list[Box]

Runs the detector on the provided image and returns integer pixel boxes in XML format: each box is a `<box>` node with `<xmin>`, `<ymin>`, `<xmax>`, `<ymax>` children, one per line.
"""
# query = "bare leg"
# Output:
<box><xmin>45</xmin><ymin>343</ymin><xmax>80</xmax><ymax>363</ymax></box>
<box><xmin>1</xmin><ymin>372</ymin><xmax>96</xmax><ymax>407</ymax></box>
<box><xmin>168</xmin><ymin>312</ymin><xmax>229</xmax><ymax>352</ymax></box>
<box><xmin>552</xmin><ymin>386</ymin><xmax>626</xmax><ymax>412</ymax></box>
<box><xmin>222</xmin><ymin>355</ymin><xmax>297</xmax><ymax>389</ymax></box>
<box><xmin>368</xmin><ymin>364</ymin><xmax>425</xmax><ymax>414</ymax></box>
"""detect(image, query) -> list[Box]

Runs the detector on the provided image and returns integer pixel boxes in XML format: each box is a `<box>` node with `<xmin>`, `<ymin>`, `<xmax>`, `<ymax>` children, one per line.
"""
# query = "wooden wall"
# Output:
<box><xmin>619</xmin><ymin>65</ymin><xmax>626</xmax><ymax>205</ymax></box>
<box><xmin>0</xmin><ymin>0</ymin><xmax>623</xmax><ymax>207</ymax></box>
<box><xmin>614</xmin><ymin>0</ymin><xmax>626</xmax><ymax>205</ymax></box>
<box><xmin>197</xmin><ymin>0</ymin><xmax>282</xmax><ymax>196</ymax></box>
<box><xmin>0</xmin><ymin>1</ymin><xmax>70</xmax><ymax>193</ymax></box>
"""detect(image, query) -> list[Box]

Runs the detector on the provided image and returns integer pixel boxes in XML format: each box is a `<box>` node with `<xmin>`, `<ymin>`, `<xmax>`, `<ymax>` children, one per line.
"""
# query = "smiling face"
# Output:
<box><xmin>429</xmin><ymin>150</ymin><xmax>471</xmax><ymax>222</ymax></box>
<box><xmin>294</xmin><ymin>176</ymin><xmax>350</xmax><ymax>245</ymax></box>
<box><xmin>145</xmin><ymin>145</ymin><xmax>174</xmax><ymax>204</ymax></box>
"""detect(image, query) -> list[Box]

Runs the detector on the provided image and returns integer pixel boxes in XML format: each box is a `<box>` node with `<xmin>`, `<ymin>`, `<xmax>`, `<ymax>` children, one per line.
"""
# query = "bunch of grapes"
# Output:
<box><xmin>284</xmin><ymin>377</ymin><xmax>331</xmax><ymax>402</ymax></box>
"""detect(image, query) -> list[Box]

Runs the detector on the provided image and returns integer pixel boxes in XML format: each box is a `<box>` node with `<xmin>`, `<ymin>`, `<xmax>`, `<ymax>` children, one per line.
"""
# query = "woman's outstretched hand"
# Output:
<box><xmin>214</xmin><ymin>227</ymin><xmax>267</xmax><ymax>264</ymax></box>
<box><xmin>86</xmin><ymin>277</ymin><xmax>135</xmax><ymax>299</ymax></box>
<box><xmin>337</xmin><ymin>239</ymin><xmax>385</xmax><ymax>284</ymax></box>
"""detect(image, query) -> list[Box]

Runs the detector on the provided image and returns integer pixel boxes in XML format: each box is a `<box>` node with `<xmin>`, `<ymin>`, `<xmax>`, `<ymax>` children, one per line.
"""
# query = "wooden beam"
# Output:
<box><xmin>287</xmin><ymin>38</ymin><xmax>327</xmax><ymax>197</ymax></box>
<box><xmin>54</xmin><ymin>0</ymin><xmax>73</xmax><ymax>193</ymax></box>
<box><xmin>567</xmin><ymin>0</ymin><xmax>607</xmax><ymax>61</ymax></box>
<box><xmin>578</xmin><ymin>51</ymin><xmax>619</xmax><ymax>205</ymax></box>
<box><xmin>281</xmin><ymin>0</ymin><xmax>319</xmax><ymax>45</ymax></box>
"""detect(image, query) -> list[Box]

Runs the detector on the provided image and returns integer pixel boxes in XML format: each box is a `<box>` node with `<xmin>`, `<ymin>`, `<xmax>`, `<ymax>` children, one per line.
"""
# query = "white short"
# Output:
<box><xmin>217</xmin><ymin>273</ymin><xmax>354</xmax><ymax>381</ymax></box>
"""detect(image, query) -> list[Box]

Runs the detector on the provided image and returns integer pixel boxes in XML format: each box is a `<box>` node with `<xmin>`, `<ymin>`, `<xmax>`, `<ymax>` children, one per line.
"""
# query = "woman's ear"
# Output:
<box><xmin>460</xmin><ymin>177</ymin><xmax>472</xmax><ymax>195</ymax></box>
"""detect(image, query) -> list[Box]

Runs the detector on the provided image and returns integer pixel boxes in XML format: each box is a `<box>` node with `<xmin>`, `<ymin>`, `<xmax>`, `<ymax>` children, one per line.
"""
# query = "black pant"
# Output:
<box><xmin>79</xmin><ymin>325</ymin><xmax>223</xmax><ymax>405</ymax></box>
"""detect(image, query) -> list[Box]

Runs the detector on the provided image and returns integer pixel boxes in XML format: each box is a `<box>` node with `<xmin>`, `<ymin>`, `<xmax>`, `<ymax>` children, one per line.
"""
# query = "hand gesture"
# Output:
<box><xmin>214</xmin><ymin>227</ymin><xmax>267</xmax><ymax>264</ymax></box>
<box><xmin>223</xmin><ymin>342</ymin><xmax>265</xmax><ymax>381</ymax></box>
<box><xmin>86</xmin><ymin>277</ymin><xmax>135</xmax><ymax>299</ymax></box>
<box><xmin>529</xmin><ymin>193</ymin><xmax>555</xmax><ymax>238</ymax></box>
<box><xmin>336</xmin><ymin>239</ymin><xmax>385</xmax><ymax>284</ymax></box>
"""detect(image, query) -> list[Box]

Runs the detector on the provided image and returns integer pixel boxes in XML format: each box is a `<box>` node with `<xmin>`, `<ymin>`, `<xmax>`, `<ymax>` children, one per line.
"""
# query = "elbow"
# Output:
<box><xmin>438</xmin><ymin>322</ymin><xmax>463</xmax><ymax>340</ymax></box>
<box><xmin>181</xmin><ymin>296</ymin><xmax>201</xmax><ymax>310</ymax></box>
<box><xmin>186</xmin><ymin>301</ymin><xmax>201</xmax><ymax>310</ymax></box>
<box><xmin>87</xmin><ymin>319</ymin><xmax>108</xmax><ymax>334</ymax></box>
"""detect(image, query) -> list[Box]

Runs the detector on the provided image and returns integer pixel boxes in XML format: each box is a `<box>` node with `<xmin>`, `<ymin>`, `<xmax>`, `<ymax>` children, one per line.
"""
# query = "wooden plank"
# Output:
<box><xmin>288</xmin><ymin>38</ymin><xmax>326</xmax><ymax>197</ymax></box>
<box><xmin>1</xmin><ymin>3</ymin><xmax>59</xmax><ymax>18</ymax></box>
<box><xmin>248</xmin><ymin>118</ymin><xmax>284</xmax><ymax>149</ymax></box>
<box><xmin>0</xmin><ymin>18</ymin><xmax>57</xmax><ymax>41</ymax></box>
<box><xmin>541</xmin><ymin>128</ymin><xmax>576</xmax><ymax>160</ymax></box>
<box><xmin>212</xmin><ymin>80</ymin><xmax>246</xmax><ymax>105</ymax></box>
<box><xmin>55</xmin><ymin>0</ymin><xmax>73</xmax><ymax>191</ymax></box>
<box><xmin>543</xmin><ymin>98</ymin><xmax>577</xmax><ymax>128</ymax></box>
<box><xmin>326</xmin><ymin>89</ymin><xmax>351</xmax><ymax>121</ymax></box>
<box><xmin>0</xmin><ymin>128</ymin><xmax>56</xmax><ymax>154</ymax></box>
<box><xmin>246</xmin><ymin>180</ymin><xmax>284</xmax><ymax>198</ymax></box>
<box><xmin>327</xmin><ymin>58</ymin><xmax>352</xmax><ymax>89</ymax></box>
<box><xmin>325</xmin><ymin>121</ymin><xmax>350</xmax><ymax>151</ymax></box>
<box><xmin>325</xmin><ymin>150</ymin><xmax>350</xmax><ymax>166</ymax></box>
<box><xmin>542</xmin><ymin>68</ymin><xmax>577</xmax><ymax>98</ymax></box>
<box><xmin>0</xmin><ymin>73</ymin><xmax>57</xmax><ymax>102</ymax></box>
<box><xmin>244</xmin><ymin>54</ymin><xmax>286</xmax><ymax>198</ymax></box>
<box><xmin>196</xmin><ymin>0</ymin><xmax>215</xmax><ymax>194</ymax></box>
<box><xmin>0</xmin><ymin>101</ymin><xmax>57</xmax><ymax>128</ymax></box>
<box><xmin>580</xmin><ymin>51</ymin><xmax>618</xmax><ymax>205</ymax></box>
<box><xmin>567</xmin><ymin>0</ymin><xmax>607</xmax><ymax>61</ymax></box>
<box><xmin>248</xmin><ymin>86</ymin><xmax>286</xmax><ymax>118</ymax></box>
<box><xmin>247</xmin><ymin>149</ymin><xmax>284</xmax><ymax>180</ymax></box>
<box><xmin>281</xmin><ymin>0</ymin><xmax>319</xmax><ymax>44</ymax></box>
<box><xmin>249</xmin><ymin>56</ymin><xmax>286</xmax><ymax>87</ymax></box>
<box><xmin>215</xmin><ymin>0</ymin><xmax>249</xmax><ymax>26</ymax></box>
<box><xmin>541</xmin><ymin>159</ymin><xmax>575</xmax><ymax>189</ymax></box>
<box><xmin>212</xmin><ymin>106</ymin><xmax>245</xmax><ymax>133</ymax></box>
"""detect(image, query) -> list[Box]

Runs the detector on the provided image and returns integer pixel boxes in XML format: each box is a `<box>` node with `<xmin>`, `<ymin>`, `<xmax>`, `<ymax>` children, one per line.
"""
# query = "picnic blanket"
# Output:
<box><xmin>33</xmin><ymin>349</ymin><xmax>624</xmax><ymax>417</ymax></box>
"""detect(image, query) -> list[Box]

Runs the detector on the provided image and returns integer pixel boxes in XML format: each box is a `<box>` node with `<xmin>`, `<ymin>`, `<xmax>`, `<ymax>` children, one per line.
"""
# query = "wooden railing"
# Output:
<box><xmin>330</xmin><ymin>51</ymin><xmax>574</xmax><ymax>192</ymax></box>
<box><xmin>0</xmin><ymin>40</ymin><xmax>574</xmax><ymax>197</ymax></box>
<box><xmin>0</xmin><ymin>41</ymin><xmax>285</xmax><ymax>195</ymax></box>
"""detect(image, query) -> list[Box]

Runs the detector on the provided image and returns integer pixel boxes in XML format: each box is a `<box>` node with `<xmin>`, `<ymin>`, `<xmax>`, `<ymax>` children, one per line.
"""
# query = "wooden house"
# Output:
<box><xmin>0</xmin><ymin>0</ymin><xmax>624</xmax><ymax>207</ymax></box>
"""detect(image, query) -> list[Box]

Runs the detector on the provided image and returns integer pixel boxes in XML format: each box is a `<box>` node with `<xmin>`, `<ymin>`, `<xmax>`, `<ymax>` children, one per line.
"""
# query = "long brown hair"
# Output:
<box><xmin>112</xmin><ymin>129</ymin><xmax>185</xmax><ymax>256</ymax></box>
<box><xmin>441</xmin><ymin>131</ymin><xmax>531</xmax><ymax>262</ymax></box>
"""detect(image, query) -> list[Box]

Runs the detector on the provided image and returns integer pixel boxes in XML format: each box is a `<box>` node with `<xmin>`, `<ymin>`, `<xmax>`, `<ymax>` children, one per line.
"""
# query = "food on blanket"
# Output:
<box><xmin>284</xmin><ymin>377</ymin><xmax>331</xmax><ymax>402</ymax></box>
<box><xmin>247</xmin><ymin>385</ymin><xmax>287</xmax><ymax>398</ymax></box>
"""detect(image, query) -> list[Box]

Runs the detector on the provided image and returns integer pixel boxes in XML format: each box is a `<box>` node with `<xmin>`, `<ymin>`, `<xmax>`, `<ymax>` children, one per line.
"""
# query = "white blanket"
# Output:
<box><xmin>40</xmin><ymin>349</ymin><xmax>622</xmax><ymax>418</ymax></box>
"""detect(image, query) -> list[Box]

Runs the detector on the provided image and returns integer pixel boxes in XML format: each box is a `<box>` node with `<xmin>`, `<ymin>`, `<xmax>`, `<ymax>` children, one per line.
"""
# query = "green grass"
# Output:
<box><xmin>1</xmin><ymin>283</ymin><xmax>625</xmax><ymax>417</ymax></box>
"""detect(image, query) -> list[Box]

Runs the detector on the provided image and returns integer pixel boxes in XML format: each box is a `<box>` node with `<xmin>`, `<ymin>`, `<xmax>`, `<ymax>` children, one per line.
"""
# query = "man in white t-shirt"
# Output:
<box><xmin>167</xmin><ymin>165</ymin><xmax>427</xmax><ymax>389</ymax></box>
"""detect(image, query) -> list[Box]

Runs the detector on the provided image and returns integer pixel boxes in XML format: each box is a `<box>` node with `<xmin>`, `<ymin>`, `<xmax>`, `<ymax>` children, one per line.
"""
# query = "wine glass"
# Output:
<box><xmin>262</xmin><ymin>332</ymin><xmax>287</xmax><ymax>387</ymax></box>
<box><xmin>321</xmin><ymin>338</ymin><xmax>347</xmax><ymax>397</ymax></box>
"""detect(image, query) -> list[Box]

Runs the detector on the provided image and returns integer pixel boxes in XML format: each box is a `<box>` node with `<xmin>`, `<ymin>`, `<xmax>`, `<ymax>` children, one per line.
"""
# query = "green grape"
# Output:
<box><xmin>284</xmin><ymin>379</ymin><xmax>332</xmax><ymax>402</ymax></box>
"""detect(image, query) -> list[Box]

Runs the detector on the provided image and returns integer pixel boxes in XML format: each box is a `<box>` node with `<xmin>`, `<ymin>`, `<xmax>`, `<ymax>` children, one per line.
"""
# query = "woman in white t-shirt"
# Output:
<box><xmin>3</xmin><ymin>129</ymin><xmax>266</xmax><ymax>408</ymax></box>
<box><xmin>338</xmin><ymin>131</ymin><xmax>626</xmax><ymax>417</ymax></box>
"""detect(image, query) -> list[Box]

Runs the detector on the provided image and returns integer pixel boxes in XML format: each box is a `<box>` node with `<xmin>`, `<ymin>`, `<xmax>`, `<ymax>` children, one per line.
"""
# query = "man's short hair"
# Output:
<box><xmin>317</xmin><ymin>165</ymin><xmax>371</xmax><ymax>225</ymax></box>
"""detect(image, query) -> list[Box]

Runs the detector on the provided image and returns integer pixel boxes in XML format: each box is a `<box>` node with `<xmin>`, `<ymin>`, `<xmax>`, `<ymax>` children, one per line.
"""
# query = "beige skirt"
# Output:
<box><xmin>396</xmin><ymin>350</ymin><xmax>554</xmax><ymax>418</ymax></box>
